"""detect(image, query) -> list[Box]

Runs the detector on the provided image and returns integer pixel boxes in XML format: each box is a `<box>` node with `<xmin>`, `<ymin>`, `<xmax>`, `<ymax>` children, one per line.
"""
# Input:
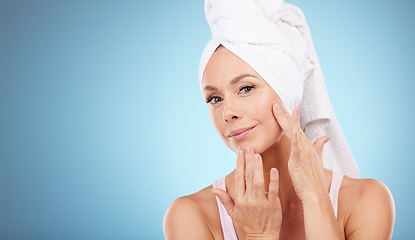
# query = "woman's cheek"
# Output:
<box><xmin>209</xmin><ymin>108</ymin><xmax>226</xmax><ymax>138</ymax></box>
<box><xmin>249</xmin><ymin>95</ymin><xmax>270</xmax><ymax>117</ymax></box>
<box><xmin>210</xmin><ymin>109</ymin><xmax>239</xmax><ymax>153</ymax></box>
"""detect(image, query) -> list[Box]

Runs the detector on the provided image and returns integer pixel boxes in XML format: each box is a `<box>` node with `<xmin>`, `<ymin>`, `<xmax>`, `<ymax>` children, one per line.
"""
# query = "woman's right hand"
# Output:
<box><xmin>212</xmin><ymin>146</ymin><xmax>282</xmax><ymax>240</ymax></box>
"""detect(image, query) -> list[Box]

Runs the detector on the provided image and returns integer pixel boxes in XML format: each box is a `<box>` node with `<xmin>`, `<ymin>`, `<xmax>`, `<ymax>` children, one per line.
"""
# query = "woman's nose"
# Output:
<box><xmin>223</xmin><ymin>98</ymin><xmax>240</xmax><ymax>122</ymax></box>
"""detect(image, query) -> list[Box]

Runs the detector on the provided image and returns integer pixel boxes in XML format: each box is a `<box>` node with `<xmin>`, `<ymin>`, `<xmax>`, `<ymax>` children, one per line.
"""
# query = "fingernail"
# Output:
<box><xmin>254</xmin><ymin>154</ymin><xmax>260</xmax><ymax>163</ymax></box>
<box><xmin>271</xmin><ymin>168</ymin><xmax>278</xmax><ymax>176</ymax></box>
<box><xmin>239</xmin><ymin>150</ymin><xmax>244</xmax><ymax>158</ymax></box>
<box><xmin>274</xmin><ymin>104</ymin><xmax>282</xmax><ymax>114</ymax></box>
<box><xmin>247</xmin><ymin>146</ymin><xmax>253</xmax><ymax>154</ymax></box>
<box><xmin>211</xmin><ymin>188</ymin><xmax>218</xmax><ymax>195</ymax></box>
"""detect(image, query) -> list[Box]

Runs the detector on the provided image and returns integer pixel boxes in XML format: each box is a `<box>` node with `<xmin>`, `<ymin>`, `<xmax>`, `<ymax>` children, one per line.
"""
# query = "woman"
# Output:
<box><xmin>164</xmin><ymin>0</ymin><xmax>395</xmax><ymax>239</ymax></box>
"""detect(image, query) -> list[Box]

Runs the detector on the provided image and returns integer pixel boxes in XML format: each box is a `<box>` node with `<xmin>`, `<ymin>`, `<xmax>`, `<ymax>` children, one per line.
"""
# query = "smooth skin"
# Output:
<box><xmin>163</xmin><ymin>46</ymin><xmax>395</xmax><ymax>240</ymax></box>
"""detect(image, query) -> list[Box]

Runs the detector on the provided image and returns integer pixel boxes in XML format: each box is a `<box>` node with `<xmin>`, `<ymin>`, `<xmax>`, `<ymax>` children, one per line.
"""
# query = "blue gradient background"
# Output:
<box><xmin>0</xmin><ymin>0</ymin><xmax>413</xmax><ymax>239</ymax></box>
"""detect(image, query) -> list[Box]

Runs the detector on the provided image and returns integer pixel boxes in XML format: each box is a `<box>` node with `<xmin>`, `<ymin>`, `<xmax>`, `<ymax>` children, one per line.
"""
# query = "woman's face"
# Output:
<box><xmin>202</xmin><ymin>46</ymin><xmax>285</xmax><ymax>154</ymax></box>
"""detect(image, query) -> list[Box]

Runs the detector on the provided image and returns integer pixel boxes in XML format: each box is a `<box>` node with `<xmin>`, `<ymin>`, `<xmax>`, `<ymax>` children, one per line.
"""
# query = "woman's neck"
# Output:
<box><xmin>260</xmin><ymin>134</ymin><xmax>300</xmax><ymax>208</ymax></box>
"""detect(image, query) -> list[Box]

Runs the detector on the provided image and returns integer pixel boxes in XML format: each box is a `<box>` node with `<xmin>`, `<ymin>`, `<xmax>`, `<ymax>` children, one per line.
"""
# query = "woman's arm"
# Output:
<box><xmin>273</xmin><ymin>103</ymin><xmax>395</xmax><ymax>239</ymax></box>
<box><xmin>273</xmin><ymin>104</ymin><xmax>342</xmax><ymax>239</ymax></box>
<box><xmin>163</xmin><ymin>196</ymin><xmax>214</xmax><ymax>240</ymax></box>
<box><xmin>302</xmin><ymin>193</ymin><xmax>343</xmax><ymax>239</ymax></box>
<box><xmin>345</xmin><ymin>179</ymin><xmax>395</xmax><ymax>240</ymax></box>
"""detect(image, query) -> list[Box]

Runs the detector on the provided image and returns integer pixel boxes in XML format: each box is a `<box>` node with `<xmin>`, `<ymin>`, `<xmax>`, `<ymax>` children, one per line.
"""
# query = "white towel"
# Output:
<box><xmin>198</xmin><ymin>0</ymin><xmax>359</xmax><ymax>178</ymax></box>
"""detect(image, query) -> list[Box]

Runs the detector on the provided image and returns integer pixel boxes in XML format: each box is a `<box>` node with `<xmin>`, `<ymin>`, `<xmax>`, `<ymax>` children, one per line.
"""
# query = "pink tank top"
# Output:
<box><xmin>212</xmin><ymin>171</ymin><xmax>344</xmax><ymax>240</ymax></box>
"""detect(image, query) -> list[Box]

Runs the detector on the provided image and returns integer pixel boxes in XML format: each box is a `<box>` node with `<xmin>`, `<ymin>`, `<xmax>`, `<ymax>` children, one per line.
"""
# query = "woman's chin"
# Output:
<box><xmin>226</xmin><ymin>134</ymin><xmax>284</xmax><ymax>155</ymax></box>
<box><xmin>227</xmin><ymin>140</ymin><xmax>268</xmax><ymax>155</ymax></box>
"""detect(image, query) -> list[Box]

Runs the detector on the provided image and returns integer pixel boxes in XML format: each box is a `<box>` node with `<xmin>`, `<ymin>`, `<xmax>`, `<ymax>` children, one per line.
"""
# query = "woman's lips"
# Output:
<box><xmin>228</xmin><ymin>126</ymin><xmax>256</xmax><ymax>141</ymax></box>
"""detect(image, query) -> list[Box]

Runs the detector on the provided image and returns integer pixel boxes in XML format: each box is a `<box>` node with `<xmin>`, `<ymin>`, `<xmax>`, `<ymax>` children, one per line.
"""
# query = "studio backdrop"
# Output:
<box><xmin>0</xmin><ymin>0</ymin><xmax>414</xmax><ymax>239</ymax></box>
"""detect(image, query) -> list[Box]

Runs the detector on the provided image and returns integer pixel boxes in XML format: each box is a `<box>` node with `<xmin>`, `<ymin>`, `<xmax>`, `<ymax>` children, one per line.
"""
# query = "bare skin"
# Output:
<box><xmin>163</xmin><ymin>46</ymin><xmax>395</xmax><ymax>240</ymax></box>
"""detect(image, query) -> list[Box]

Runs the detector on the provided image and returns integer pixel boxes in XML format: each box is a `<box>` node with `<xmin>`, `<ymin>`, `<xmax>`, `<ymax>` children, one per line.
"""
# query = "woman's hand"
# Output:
<box><xmin>212</xmin><ymin>146</ymin><xmax>282</xmax><ymax>240</ymax></box>
<box><xmin>272</xmin><ymin>104</ymin><xmax>343</xmax><ymax>239</ymax></box>
<box><xmin>272</xmin><ymin>103</ymin><xmax>330</xmax><ymax>202</ymax></box>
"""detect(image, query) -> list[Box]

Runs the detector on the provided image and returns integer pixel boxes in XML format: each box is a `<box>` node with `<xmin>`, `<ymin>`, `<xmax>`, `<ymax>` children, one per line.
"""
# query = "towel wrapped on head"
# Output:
<box><xmin>199</xmin><ymin>0</ymin><xmax>359</xmax><ymax>178</ymax></box>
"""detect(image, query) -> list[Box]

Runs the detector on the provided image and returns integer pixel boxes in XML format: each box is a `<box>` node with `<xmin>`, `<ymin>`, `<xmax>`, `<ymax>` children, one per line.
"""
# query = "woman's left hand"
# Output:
<box><xmin>272</xmin><ymin>103</ymin><xmax>331</xmax><ymax>202</ymax></box>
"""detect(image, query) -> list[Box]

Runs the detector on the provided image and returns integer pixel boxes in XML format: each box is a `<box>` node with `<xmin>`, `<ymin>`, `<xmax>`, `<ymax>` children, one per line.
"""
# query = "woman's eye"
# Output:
<box><xmin>240</xmin><ymin>86</ymin><xmax>254</xmax><ymax>94</ymax></box>
<box><xmin>207</xmin><ymin>96</ymin><xmax>222</xmax><ymax>104</ymax></box>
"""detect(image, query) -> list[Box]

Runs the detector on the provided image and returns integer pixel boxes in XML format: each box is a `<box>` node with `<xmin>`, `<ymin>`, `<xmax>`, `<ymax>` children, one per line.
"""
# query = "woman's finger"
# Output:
<box><xmin>288</xmin><ymin>106</ymin><xmax>302</xmax><ymax>164</ymax></box>
<box><xmin>235</xmin><ymin>149</ymin><xmax>246</xmax><ymax>198</ymax></box>
<box><xmin>268</xmin><ymin>168</ymin><xmax>279</xmax><ymax>204</ymax></box>
<box><xmin>272</xmin><ymin>103</ymin><xmax>293</xmax><ymax>138</ymax></box>
<box><xmin>212</xmin><ymin>188</ymin><xmax>235</xmax><ymax>216</ymax></box>
<box><xmin>253</xmin><ymin>154</ymin><xmax>265</xmax><ymax>198</ymax></box>
<box><xmin>292</xmin><ymin>106</ymin><xmax>301</xmax><ymax>131</ymax></box>
<box><xmin>244</xmin><ymin>146</ymin><xmax>255</xmax><ymax>196</ymax></box>
<box><xmin>290</xmin><ymin>131</ymin><xmax>301</xmax><ymax>166</ymax></box>
<box><xmin>313</xmin><ymin>136</ymin><xmax>331</xmax><ymax>163</ymax></box>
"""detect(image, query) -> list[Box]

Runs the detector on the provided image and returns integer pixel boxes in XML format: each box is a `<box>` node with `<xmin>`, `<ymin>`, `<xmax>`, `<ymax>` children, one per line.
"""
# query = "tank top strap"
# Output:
<box><xmin>329</xmin><ymin>170</ymin><xmax>344</xmax><ymax>219</ymax></box>
<box><xmin>213</xmin><ymin>176</ymin><xmax>238</xmax><ymax>240</ymax></box>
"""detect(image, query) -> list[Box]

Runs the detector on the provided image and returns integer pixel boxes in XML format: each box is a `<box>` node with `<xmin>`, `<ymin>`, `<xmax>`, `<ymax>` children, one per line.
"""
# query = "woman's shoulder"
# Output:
<box><xmin>168</xmin><ymin>184</ymin><xmax>219</xmax><ymax>216</ymax></box>
<box><xmin>340</xmin><ymin>174</ymin><xmax>394</xmax><ymax>207</ymax></box>
<box><xmin>339</xmin><ymin>174</ymin><xmax>395</xmax><ymax>239</ymax></box>
<box><xmin>163</xmin><ymin>184</ymin><xmax>221</xmax><ymax>240</ymax></box>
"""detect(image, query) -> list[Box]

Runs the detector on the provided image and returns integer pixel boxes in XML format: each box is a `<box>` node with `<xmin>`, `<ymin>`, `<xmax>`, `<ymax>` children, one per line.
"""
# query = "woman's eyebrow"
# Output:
<box><xmin>203</xmin><ymin>74</ymin><xmax>257</xmax><ymax>92</ymax></box>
